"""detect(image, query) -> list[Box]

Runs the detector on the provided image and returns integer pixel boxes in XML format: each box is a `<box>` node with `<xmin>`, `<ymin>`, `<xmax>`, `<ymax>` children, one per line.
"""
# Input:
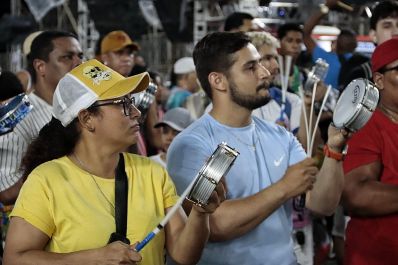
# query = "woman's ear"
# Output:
<box><xmin>77</xmin><ymin>109</ymin><xmax>95</xmax><ymax>132</ymax></box>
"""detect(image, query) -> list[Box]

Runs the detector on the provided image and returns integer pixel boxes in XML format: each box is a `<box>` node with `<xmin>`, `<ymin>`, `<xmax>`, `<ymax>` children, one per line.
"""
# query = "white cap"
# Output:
<box><xmin>173</xmin><ymin>57</ymin><xmax>196</xmax><ymax>74</ymax></box>
<box><xmin>23</xmin><ymin>31</ymin><xmax>43</xmax><ymax>56</ymax></box>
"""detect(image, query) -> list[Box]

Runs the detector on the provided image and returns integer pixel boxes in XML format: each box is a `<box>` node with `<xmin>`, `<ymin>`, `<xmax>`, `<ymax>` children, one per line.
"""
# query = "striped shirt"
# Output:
<box><xmin>0</xmin><ymin>93</ymin><xmax>52</xmax><ymax>191</ymax></box>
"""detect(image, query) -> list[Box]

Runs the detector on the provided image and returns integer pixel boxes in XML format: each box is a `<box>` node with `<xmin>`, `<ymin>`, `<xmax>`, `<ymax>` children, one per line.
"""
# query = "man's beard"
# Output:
<box><xmin>229</xmin><ymin>80</ymin><xmax>271</xmax><ymax>110</ymax></box>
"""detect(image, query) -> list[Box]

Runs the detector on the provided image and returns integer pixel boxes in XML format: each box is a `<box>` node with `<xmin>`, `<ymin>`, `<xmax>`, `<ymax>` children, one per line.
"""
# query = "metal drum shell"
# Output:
<box><xmin>186</xmin><ymin>143</ymin><xmax>239</xmax><ymax>207</ymax></box>
<box><xmin>0</xmin><ymin>94</ymin><xmax>33</xmax><ymax>135</ymax></box>
<box><xmin>333</xmin><ymin>78</ymin><xmax>379</xmax><ymax>132</ymax></box>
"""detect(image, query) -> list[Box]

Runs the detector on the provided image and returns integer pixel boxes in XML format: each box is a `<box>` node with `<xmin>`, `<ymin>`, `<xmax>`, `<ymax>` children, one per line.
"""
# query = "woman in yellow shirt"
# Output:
<box><xmin>3</xmin><ymin>59</ymin><xmax>225</xmax><ymax>265</ymax></box>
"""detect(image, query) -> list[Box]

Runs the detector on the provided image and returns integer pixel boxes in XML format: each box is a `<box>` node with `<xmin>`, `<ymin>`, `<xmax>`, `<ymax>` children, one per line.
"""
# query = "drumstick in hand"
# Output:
<box><xmin>337</xmin><ymin>1</ymin><xmax>354</xmax><ymax>12</ymax></box>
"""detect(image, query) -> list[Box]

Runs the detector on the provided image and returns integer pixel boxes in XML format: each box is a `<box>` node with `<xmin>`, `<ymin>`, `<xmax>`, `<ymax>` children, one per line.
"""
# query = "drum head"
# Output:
<box><xmin>333</xmin><ymin>79</ymin><xmax>366</xmax><ymax>128</ymax></box>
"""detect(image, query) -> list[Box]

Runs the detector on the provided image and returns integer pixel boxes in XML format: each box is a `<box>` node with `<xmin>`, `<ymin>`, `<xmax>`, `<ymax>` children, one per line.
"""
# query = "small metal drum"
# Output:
<box><xmin>304</xmin><ymin>58</ymin><xmax>329</xmax><ymax>95</ymax></box>
<box><xmin>187</xmin><ymin>142</ymin><xmax>239</xmax><ymax>207</ymax></box>
<box><xmin>134</xmin><ymin>82</ymin><xmax>157</xmax><ymax>113</ymax></box>
<box><xmin>333</xmin><ymin>78</ymin><xmax>379</xmax><ymax>132</ymax></box>
<box><xmin>0</xmin><ymin>93</ymin><xmax>33</xmax><ymax>135</ymax></box>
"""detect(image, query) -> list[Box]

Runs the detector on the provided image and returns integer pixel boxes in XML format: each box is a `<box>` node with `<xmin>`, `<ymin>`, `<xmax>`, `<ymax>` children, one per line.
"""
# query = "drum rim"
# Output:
<box><xmin>0</xmin><ymin>95</ymin><xmax>32</xmax><ymax>123</ymax></box>
<box><xmin>187</xmin><ymin>143</ymin><xmax>238</xmax><ymax>206</ymax></box>
<box><xmin>333</xmin><ymin>78</ymin><xmax>378</xmax><ymax>130</ymax></box>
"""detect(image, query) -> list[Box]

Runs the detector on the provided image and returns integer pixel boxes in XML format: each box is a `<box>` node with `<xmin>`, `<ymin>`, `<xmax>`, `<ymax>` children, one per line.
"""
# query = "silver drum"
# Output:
<box><xmin>333</xmin><ymin>78</ymin><xmax>379</xmax><ymax>132</ymax></box>
<box><xmin>187</xmin><ymin>142</ymin><xmax>239</xmax><ymax>207</ymax></box>
<box><xmin>0</xmin><ymin>93</ymin><xmax>33</xmax><ymax>135</ymax></box>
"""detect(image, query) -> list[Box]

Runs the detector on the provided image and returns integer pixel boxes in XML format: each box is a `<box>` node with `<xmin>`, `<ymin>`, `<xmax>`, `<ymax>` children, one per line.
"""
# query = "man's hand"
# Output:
<box><xmin>304</xmin><ymin>81</ymin><xmax>328</xmax><ymax>108</ymax></box>
<box><xmin>278</xmin><ymin>158</ymin><xmax>319</xmax><ymax>199</ymax></box>
<box><xmin>326</xmin><ymin>124</ymin><xmax>352</xmax><ymax>152</ymax></box>
<box><xmin>193</xmin><ymin>179</ymin><xmax>227</xmax><ymax>214</ymax></box>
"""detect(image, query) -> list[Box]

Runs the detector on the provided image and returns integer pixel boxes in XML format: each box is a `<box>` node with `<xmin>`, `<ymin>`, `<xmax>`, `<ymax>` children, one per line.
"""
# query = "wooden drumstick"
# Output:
<box><xmin>337</xmin><ymin>1</ymin><xmax>354</xmax><ymax>12</ymax></box>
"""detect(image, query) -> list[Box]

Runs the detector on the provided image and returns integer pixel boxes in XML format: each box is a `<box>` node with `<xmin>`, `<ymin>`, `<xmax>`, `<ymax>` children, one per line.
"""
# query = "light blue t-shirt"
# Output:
<box><xmin>313</xmin><ymin>45</ymin><xmax>352</xmax><ymax>90</ymax></box>
<box><xmin>166</xmin><ymin>86</ymin><xmax>192</xmax><ymax>110</ymax></box>
<box><xmin>167</xmin><ymin>113</ymin><xmax>306</xmax><ymax>265</ymax></box>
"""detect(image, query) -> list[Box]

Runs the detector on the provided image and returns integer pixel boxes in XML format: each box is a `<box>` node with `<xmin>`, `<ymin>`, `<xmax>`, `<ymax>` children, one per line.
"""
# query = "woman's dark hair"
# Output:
<box><xmin>148</xmin><ymin>70</ymin><xmax>161</xmax><ymax>83</ymax></box>
<box><xmin>21</xmin><ymin>107</ymin><xmax>99</xmax><ymax>179</ymax></box>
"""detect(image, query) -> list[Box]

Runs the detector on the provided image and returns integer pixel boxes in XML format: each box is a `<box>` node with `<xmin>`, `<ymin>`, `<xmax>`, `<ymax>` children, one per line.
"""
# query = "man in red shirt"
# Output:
<box><xmin>342</xmin><ymin>38</ymin><xmax>398</xmax><ymax>265</ymax></box>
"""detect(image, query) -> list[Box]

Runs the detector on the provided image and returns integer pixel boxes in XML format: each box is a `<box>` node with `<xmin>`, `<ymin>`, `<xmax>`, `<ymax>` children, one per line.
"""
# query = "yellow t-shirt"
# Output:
<box><xmin>11</xmin><ymin>153</ymin><xmax>179</xmax><ymax>265</ymax></box>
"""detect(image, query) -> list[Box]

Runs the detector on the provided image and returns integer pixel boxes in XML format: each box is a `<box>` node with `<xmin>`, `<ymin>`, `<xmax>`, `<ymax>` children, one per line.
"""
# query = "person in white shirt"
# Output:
<box><xmin>0</xmin><ymin>30</ymin><xmax>83</xmax><ymax>204</ymax></box>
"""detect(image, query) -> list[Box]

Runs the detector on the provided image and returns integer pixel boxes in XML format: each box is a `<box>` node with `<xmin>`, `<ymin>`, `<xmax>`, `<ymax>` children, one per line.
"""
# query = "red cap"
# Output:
<box><xmin>371</xmin><ymin>38</ymin><xmax>398</xmax><ymax>73</ymax></box>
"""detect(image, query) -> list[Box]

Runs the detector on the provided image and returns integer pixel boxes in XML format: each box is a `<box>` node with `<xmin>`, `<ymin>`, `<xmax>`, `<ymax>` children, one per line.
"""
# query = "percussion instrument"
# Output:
<box><xmin>0</xmin><ymin>93</ymin><xmax>33</xmax><ymax>135</ymax></box>
<box><xmin>134</xmin><ymin>82</ymin><xmax>157</xmax><ymax>113</ymax></box>
<box><xmin>135</xmin><ymin>142</ymin><xmax>239</xmax><ymax>252</ymax></box>
<box><xmin>304</xmin><ymin>58</ymin><xmax>329</xmax><ymax>95</ymax></box>
<box><xmin>187</xmin><ymin>142</ymin><xmax>239</xmax><ymax>207</ymax></box>
<box><xmin>333</xmin><ymin>78</ymin><xmax>379</xmax><ymax>132</ymax></box>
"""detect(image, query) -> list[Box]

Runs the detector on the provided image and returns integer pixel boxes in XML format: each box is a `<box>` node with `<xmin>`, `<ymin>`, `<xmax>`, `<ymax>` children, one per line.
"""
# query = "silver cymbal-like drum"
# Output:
<box><xmin>333</xmin><ymin>78</ymin><xmax>379</xmax><ymax>132</ymax></box>
<box><xmin>187</xmin><ymin>143</ymin><xmax>239</xmax><ymax>207</ymax></box>
<box><xmin>0</xmin><ymin>93</ymin><xmax>33</xmax><ymax>135</ymax></box>
<box><xmin>134</xmin><ymin>82</ymin><xmax>157</xmax><ymax>113</ymax></box>
<box><xmin>304</xmin><ymin>58</ymin><xmax>329</xmax><ymax>95</ymax></box>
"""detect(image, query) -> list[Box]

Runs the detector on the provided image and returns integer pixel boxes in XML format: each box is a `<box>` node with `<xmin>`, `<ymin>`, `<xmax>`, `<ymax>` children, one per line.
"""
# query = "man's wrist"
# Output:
<box><xmin>323</xmin><ymin>144</ymin><xmax>347</xmax><ymax>161</ymax></box>
<box><xmin>325</xmin><ymin>143</ymin><xmax>342</xmax><ymax>153</ymax></box>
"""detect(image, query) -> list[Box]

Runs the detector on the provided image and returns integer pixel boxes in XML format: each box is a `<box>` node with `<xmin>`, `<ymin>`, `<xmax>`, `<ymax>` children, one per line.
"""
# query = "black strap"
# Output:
<box><xmin>115</xmin><ymin>153</ymin><xmax>128</xmax><ymax>236</ymax></box>
<box><xmin>108</xmin><ymin>153</ymin><xmax>130</xmax><ymax>244</ymax></box>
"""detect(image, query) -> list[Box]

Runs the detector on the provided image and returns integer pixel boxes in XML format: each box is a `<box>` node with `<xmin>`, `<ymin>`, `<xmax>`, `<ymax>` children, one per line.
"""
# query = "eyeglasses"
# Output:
<box><xmin>379</xmin><ymin>64</ymin><xmax>398</xmax><ymax>74</ymax></box>
<box><xmin>91</xmin><ymin>96</ymin><xmax>136</xmax><ymax>116</ymax></box>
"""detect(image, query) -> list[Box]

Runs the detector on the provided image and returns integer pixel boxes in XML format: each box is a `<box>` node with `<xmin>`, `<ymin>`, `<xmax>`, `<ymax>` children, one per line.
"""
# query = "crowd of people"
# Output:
<box><xmin>0</xmin><ymin>0</ymin><xmax>398</xmax><ymax>264</ymax></box>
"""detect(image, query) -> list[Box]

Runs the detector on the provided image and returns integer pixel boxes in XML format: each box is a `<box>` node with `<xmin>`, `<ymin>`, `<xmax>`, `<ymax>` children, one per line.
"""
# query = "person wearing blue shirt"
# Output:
<box><xmin>167</xmin><ymin>31</ymin><xmax>350</xmax><ymax>265</ymax></box>
<box><xmin>303</xmin><ymin>0</ymin><xmax>357</xmax><ymax>90</ymax></box>
<box><xmin>166</xmin><ymin>57</ymin><xmax>200</xmax><ymax>110</ymax></box>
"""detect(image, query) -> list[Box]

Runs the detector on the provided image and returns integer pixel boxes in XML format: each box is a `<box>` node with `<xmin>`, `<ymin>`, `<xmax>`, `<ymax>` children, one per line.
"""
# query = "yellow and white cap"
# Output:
<box><xmin>53</xmin><ymin>59</ymin><xmax>149</xmax><ymax>127</ymax></box>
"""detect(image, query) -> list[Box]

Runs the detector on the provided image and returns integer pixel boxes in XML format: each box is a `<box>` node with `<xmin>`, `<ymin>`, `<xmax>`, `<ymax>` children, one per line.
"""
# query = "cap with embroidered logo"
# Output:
<box><xmin>53</xmin><ymin>59</ymin><xmax>149</xmax><ymax>127</ymax></box>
